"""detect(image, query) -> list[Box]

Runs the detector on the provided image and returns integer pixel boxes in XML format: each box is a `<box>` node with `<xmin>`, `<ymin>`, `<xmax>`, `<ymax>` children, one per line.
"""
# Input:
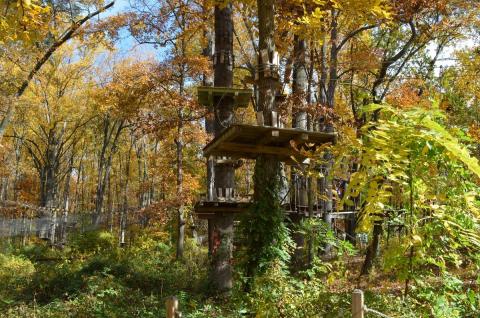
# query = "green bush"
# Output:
<box><xmin>70</xmin><ymin>231</ymin><xmax>117</xmax><ymax>255</ymax></box>
<box><xmin>0</xmin><ymin>254</ymin><xmax>35</xmax><ymax>300</ymax></box>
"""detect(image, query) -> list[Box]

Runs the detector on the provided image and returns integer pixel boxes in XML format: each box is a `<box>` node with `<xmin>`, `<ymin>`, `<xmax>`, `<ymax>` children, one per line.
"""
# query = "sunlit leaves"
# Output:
<box><xmin>0</xmin><ymin>0</ymin><xmax>50</xmax><ymax>44</ymax></box>
<box><xmin>340</xmin><ymin>102</ymin><xmax>480</xmax><ymax>288</ymax></box>
<box><xmin>291</xmin><ymin>0</ymin><xmax>391</xmax><ymax>39</ymax></box>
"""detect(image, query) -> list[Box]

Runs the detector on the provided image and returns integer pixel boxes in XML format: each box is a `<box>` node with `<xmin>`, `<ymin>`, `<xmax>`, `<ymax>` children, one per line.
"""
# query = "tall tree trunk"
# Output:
<box><xmin>361</xmin><ymin>220</ymin><xmax>382</xmax><ymax>275</ymax></box>
<box><xmin>203</xmin><ymin>2</ymin><xmax>216</xmax><ymax>261</ymax></box>
<box><xmin>120</xmin><ymin>140</ymin><xmax>133</xmax><ymax>246</ymax></box>
<box><xmin>40</xmin><ymin>131</ymin><xmax>60</xmax><ymax>208</ymax></box>
<box><xmin>209</xmin><ymin>2</ymin><xmax>235</xmax><ymax>293</ymax></box>
<box><xmin>244</xmin><ymin>0</ymin><xmax>287</xmax><ymax>279</ymax></box>
<box><xmin>176</xmin><ymin>117</ymin><xmax>185</xmax><ymax>259</ymax></box>
<box><xmin>136</xmin><ymin>137</ymin><xmax>149</xmax><ymax>210</ymax></box>
<box><xmin>291</xmin><ymin>35</ymin><xmax>309</xmax><ymax>270</ymax></box>
<box><xmin>107</xmin><ymin>172</ymin><xmax>114</xmax><ymax>232</ymax></box>
<box><xmin>175</xmin><ymin>24</ymin><xmax>188</xmax><ymax>259</ymax></box>
<box><xmin>94</xmin><ymin>118</ymin><xmax>124</xmax><ymax>226</ymax></box>
<box><xmin>13</xmin><ymin>134</ymin><xmax>22</xmax><ymax>201</ymax></box>
<box><xmin>0</xmin><ymin>178</ymin><xmax>8</xmax><ymax>202</ymax></box>
<box><xmin>60</xmin><ymin>152</ymin><xmax>74</xmax><ymax>245</ymax></box>
<box><xmin>316</xmin><ymin>15</ymin><xmax>340</xmax><ymax>256</ymax></box>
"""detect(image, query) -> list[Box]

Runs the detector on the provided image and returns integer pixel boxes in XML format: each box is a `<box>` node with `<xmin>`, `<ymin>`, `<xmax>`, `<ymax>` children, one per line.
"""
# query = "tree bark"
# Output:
<box><xmin>175</xmin><ymin>116</ymin><xmax>185</xmax><ymax>259</ymax></box>
<box><xmin>209</xmin><ymin>2</ymin><xmax>235</xmax><ymax>293</ymax></box>
<box><xmin>360</xmin><ymin>220</ymin><xmax>382</xmax><ymax>275</ymax></box>
<box><xmin>291</xmin><ymin>35</ymin><xmax>309</xmax><ymax>270</ymax></box>
<box><xmin>120</xmin><ymin>139</ymin><xmax>133</xmax><ymax>247</ymax></box>
<box><xmin>93</xmin><ymin>118</ymin><xmax>124</xmax><ymax>226</ymax></box>
<box><xmin>244</xmin><ymin>0</ymin><xmax>285</xmax><ymax>278</ymax></box>
<box><xmin>203</xmin><ymin>4</ymin><xmax>216</xmax><ymax>262</ymax></box>
<box><xmin>60</xmin><ymin>152</ymin><xmax>74</xmax><ymax>245</ymax></box>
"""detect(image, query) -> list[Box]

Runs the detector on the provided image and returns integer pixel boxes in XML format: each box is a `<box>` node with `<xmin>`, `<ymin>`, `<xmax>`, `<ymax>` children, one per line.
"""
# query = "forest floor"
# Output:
<box><xmin>0</xmin><ymin>229</ymin><xmax>478</xmax><ymax>317</ymax></box>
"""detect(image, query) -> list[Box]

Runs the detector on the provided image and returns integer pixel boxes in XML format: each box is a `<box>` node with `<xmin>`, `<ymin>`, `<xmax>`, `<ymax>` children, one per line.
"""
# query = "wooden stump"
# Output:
<box><xmin>352</xmin><ymin>289</ymin><xmax>364</xmax><ymax>318</ymax></box>
<box><xmin>166</xmin><ymin>296</ymin><xmax>178</xmax><ymax>318</ymax></box>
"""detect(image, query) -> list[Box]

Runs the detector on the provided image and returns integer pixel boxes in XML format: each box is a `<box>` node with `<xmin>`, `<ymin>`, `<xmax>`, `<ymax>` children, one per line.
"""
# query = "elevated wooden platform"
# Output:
<box><xmin>203</xmin><ymin>125</ymin><xmax>336</xmax><ymax>165</ymax></box>
<box><xmin>195</xmin><ymin>197</ymin><xmax>357</xmax><ymax>220</ymax></box>
<box><xmin>285</xmin><ymin>205</ymin><xmax>357</xmax><ymax>219</ymax></box>
<box><xmin>194</xmin><ymin>200</ymin><xmax>252</xmax><ymax>219</ymax></box>
<box><xmin>197</xmin><ymin>86</ymin><xmax>253</xmax><ymax>108</ymax></box>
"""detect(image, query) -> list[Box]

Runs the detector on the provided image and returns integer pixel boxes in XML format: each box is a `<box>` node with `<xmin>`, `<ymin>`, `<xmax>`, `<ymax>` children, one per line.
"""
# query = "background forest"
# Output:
<box><xmin>1</xmin><ymin>0</ymin><xmax>480</xmax><ymax>317</ymax></box>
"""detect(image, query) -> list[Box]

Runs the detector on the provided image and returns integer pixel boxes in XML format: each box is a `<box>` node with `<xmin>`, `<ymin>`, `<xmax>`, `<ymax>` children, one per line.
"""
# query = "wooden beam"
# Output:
<box><xmin>290</xmin><ymin>132</ymin><xmax>309</xmax><ymax>146</ymax></box>
<box><xmin>209</xmin><ymin>142</ymin><xmax>309</xmax><ymax>165</ymax></box>
<box><xmin>257</xmin><ymin>129</ymin><xmax>280</xmax><ymax>145</ymax></box>
<box><xmin>196</xmin><ymin>207</ymin><xmax>248</xmax><ymax>213</ymax></box>
<box><xmin>204</xmin><ymin>126</ymin><xmax>239</xmax><ymax>157</ymax></box>
<box><xmin>215</xmin><ymin>158</ymin><xmax>244</xmax><ymax>168</ymax></box>
<box><xmin>218</xmin><ymin>142</ymin><xmax>296</xmax><ymax>158</ymax></box>
<box><xmin>202</xmin><ymin>125</ymin><xmax>337</xmax><ymax>164</ymax></box>
<box><xmin>197</xmin><ymin>87</ymin><xmax>253</xmax><ymax>107</ymax></box>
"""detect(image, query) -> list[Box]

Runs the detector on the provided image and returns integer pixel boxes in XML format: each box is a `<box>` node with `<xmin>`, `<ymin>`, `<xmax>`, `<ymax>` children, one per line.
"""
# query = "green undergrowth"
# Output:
<box><xmin>0</xmin><ymin>228</ymin><xmax>479</xmax><ymax>317</ymax></box>
<box><xmin>0</xmin><ymin>230</ymin><xmax>209</xmax><ymax>317</ymax></box>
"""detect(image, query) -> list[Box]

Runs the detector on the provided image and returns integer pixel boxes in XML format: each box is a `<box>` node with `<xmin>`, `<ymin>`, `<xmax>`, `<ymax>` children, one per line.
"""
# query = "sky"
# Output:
<box><xmin>100</xmin><ymin>0</ymin><xmax>159</xmax><ymax>60</ymax></box>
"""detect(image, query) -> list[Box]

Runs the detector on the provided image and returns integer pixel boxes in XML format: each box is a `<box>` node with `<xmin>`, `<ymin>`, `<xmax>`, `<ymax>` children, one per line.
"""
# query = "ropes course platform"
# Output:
<box><xmin>284</xmin><ymin>206</ymin><xmax>357</xmax><ymax>219</ymax></box>
<box><xmin>194</xmin><ymin>199</ymin><xmax>251</xmax><ymax>219</ymax></box>
<box><xmin>197</xmin><ymin>86</ymin><xmax>253</xmax><ymax>108</ymax></box>
<box><xmin>194</xmin><ymin>197</ymin><xmax>357</xmax><ymax>220</ymax></box>
<box><xmin>203</xmin><ymin>124</ymin><xmax>336</xmax><ymax>165</ymax></box>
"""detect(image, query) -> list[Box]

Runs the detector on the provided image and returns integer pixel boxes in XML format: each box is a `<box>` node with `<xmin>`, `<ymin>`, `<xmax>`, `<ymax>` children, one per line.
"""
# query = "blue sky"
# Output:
<box><xmin>100</xmin><ymin>0</ymin><xmax>159</xmax><ymax>60</ymax></box>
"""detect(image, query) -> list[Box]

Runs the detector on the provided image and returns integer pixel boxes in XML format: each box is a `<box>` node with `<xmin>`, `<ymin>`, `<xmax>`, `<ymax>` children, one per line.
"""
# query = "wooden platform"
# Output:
<box><xmin>197</xmin><ymin>86</ymin><xmax>253</xmax><ymax>108</ymax></box>
<box><xmin>203</xmin><ymin>125</ymin><xmax>336</xmax><ymax>165</ymax></box>
<box><xmin>195</xmin><ymin>197</ymin><xmax>357</xmax><ymax>220</ymax></box>
<box><xmin>285</xmin><ymin>206</ymin><xmax>357</xmax><ymax>219</ymax></box>
<box><xmin>194</xmin><ymin>200</ymin><xmax>252</xmax><ymax>219</ymax></box>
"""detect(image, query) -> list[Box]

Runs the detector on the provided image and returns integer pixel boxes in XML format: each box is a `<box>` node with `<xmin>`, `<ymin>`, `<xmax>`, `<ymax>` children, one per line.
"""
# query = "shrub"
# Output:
<box><xmin>0</xmin><ymin>254</ymin><xmax>35</xmax><ymax>299</ymax></box>
<box><xmin>69</xmin><ymin>231</ymin><xmax>117</xmax><ymax>255</ymax></box>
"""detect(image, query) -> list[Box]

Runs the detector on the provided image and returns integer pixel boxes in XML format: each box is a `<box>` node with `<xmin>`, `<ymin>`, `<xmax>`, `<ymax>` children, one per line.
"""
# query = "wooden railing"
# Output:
<box><xmin>352</xmin><ymin>289</ymin><xmax>392</xmax><ymax>318</ymax></box>
<box><xmin>166</xmin><ymin>291</ymin><xmax>393</xmax><ymax>318</ymax></box>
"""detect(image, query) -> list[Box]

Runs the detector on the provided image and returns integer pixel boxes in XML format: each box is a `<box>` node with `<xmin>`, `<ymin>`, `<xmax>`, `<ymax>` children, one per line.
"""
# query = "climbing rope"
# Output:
<box><xmin>213</xmin><ymin>92</ymin><xmax>233</xmax><ymax>129</ymax></box>
<box><xmin>364</xmin><ymin>305</ymin><xmax>393</xmax><ymax>318</ymax></box>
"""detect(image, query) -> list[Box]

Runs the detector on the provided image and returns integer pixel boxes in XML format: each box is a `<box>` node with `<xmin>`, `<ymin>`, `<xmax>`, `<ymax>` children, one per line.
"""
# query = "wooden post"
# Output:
<box><xmin>352</xmin><ymin>289</ymin><xmax>364</xmax><ymax>318</ymax></box>
<box><xmin>166</xmin><ymin>296</ymin><xmax>178</xmax><ymax>318</ymax></box>
<box><xmin>256</xmin><ymin>111</ymin><xmax>264</xmax><ymax>126</ymax></box>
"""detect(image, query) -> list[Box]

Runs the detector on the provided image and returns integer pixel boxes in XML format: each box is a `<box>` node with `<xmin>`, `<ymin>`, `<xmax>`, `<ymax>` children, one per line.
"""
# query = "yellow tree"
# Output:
<box><xmin>7</xmin><ymin>42</ymin><xmax>99</xmax><ymax>244</ymax></box>
<box><xmin>0</xmin><ymin>0</ymin><xmax>115</xmax><ymax>138</ymax></box>
<box><xmin>0</xmin><ymin>0</ymin><xmax>49</xmax><ymax>43</ymax></box>
<box><xmin>89</xmin><ymin>58</ymin><xmax>157</xmax><ymax>226</ymax></box>
<box><xmin>127</xmin><ymin>0</ymin><xmax>210</xmax><ymax>259</ymax></box>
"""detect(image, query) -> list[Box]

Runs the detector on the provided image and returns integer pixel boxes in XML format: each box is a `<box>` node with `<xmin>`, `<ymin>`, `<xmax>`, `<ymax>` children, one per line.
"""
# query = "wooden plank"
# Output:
<box><xmin>194</xmin><ymin>200</ymin><xmax>252</xmax><ymax>211</ymax></box>
<box><xmin>218</xmin><ymin>142</ymin><xmax>297</xmax><ymax>158</ymax></box>
<box><xmin>203</xmin><ymin>125</ymin><xmax>336</xmax><ymax>162</ymax></box>
<box><xmin>215</xmin><ymin>158</ymin><xmax>243</xmax><ymax>168</ymax></box>
<box><xmin>240</xmin><ymin>125</ymin><xmax>334</xmax><ymax>144</ymax></box>
<box><xmin>197</xmin><ymin>87</ymin><xmax>253</xmax><ymax>107</ymax></box>
<box><xmin>196</xmin><ymin>207</ymin><xmax>247</xmax><ymax>213</ymax></box>
<box><xmin>196</xmin><ymin>214</ymin><xmax>215</xmax><ymax>219</ymax></box>
<box><xmin>331</xmin><ymin>211</ymin><xmax>357</xmax><ymax>215</ymax></box>
<box><xmin>210</xmin><ymin>144</ymin><xmax>308</xmax><ymax>166</ymax></box>
<box><xmin>204</xmin><ymin>126</ymin><xmax>239</xmax><ymax>157</ymax></box>
<box><xmin>292</xmin><ymin>132</ymin><xmax>309</xmax><ymax>145</ymax></box>
<box><xmin>257</xmin><ymin>129</ymin><xmax>279</xmax><ymax>145</ymax></box>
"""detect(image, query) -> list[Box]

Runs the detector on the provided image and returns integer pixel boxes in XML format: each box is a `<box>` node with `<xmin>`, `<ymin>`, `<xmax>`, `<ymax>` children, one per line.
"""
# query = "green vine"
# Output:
<box><xmin>238</xmin><ymin>156</ymin><xmax>292</xmax><ymax>280</ymax></box>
